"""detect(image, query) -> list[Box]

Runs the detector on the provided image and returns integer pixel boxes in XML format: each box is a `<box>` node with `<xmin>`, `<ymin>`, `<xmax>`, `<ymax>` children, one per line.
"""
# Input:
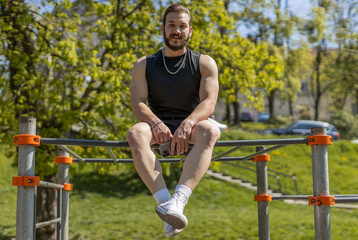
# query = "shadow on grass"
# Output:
<box><xmin>0</xmin><ymin>226</ymin><xmax>15</xmax><ymax>240</ymax></box>
<box><xmin>71</xmin><ymin>171</ymin><xmax>150</xmax><ymax>199</ymax></box>
<box><xmin>0</xmin><ymin>236</ymin><xmax>12</xmax><ymax>240</ymax></box>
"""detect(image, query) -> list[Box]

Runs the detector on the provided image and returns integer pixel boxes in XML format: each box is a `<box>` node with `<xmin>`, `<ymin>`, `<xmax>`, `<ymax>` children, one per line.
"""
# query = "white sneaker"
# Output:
<box><xmin>155</xmin><ymin>192</ymin><xmax>188</xmax><ymax>229</ymax></box>
<box><xmin>165</xmin><ymin>222</ymin><xmax>183</xmax><ymax>238</ymax></box>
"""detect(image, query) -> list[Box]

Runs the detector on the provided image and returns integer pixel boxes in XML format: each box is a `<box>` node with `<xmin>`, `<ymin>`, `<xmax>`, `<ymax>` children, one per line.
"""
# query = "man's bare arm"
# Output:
<box><xmin>130</xmin><ymin>56</ymin><xmax>172</xmax><ymax>144</ymax></box>
<box><xmin>171</xmin><ymin>54</ymin><xmax>219</xmax><ymax>155</ymax></box>
<box><xmin>187</xmin><ymin>54</ymin><xmax>219</xmax><ymax>124</ymax></box>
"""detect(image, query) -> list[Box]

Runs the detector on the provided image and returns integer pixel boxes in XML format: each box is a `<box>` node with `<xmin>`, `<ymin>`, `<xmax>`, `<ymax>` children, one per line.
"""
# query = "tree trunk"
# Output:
<box><xmin>356</xmin><ymin>89</ymin><xmax>358</xmax><ymax>116</ymax></box>
<box><xmin>314</xmin><ymin>45</ymin><xmax>322</xmax><ymax>121</ymax></box>
<box><xmin>314</xmin><ymin>95</ymin><xmax>320</xmax><ymax>121</ymax></box>
<box><xmin>268</xmin><ymin>89</ymin><xmax>276</xmax><ymax>122</ymax></box>
<box><xmin>233</xmin><ymin>101</ymin><xmax>240</xmax><ymax>125</ymax></box>
<box><xmin>288</xmin><ymin>100</ymin><xmax>293</xmax><ymax>117</ymax></box>
<box><xmin>225</xmin><ymin>100</ymin><xmax>231</xmax><ymax>124</ymax></box>
<box><xmin>36</xmin><ymin>174</ymin><xmax>57</xmax><ymax>240</ymax></box>
<box><xmin>233</xmin><ymin>89</ymin><xmax>240</xmax><ymax>125</ymax></box>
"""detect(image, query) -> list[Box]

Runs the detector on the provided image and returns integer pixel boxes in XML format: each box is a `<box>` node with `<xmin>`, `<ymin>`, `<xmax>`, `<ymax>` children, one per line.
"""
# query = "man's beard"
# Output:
<box><xmin>164</xmin><ymin>30</ymin><xmax>190</xmax><ymax>51</ymax></box>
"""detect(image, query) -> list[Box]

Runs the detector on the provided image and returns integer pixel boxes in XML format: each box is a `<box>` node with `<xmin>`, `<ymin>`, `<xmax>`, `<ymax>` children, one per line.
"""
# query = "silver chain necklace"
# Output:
<box><xmin>162</xmin><ymin>48</ymin><xmax>187</xmax><ymax>75</ymax></box>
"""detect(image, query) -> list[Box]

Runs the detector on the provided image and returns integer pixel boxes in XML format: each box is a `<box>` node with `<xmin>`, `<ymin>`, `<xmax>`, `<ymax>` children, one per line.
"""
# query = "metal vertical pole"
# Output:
<box><xmin>311</xmin><ymin>127</ymin><xmax>331</xmax><ymax>240</ymax></box>
<box><xmin>56</xmin><ymin>187</ymin><xmax>62</xmax><ymax>240</ymax></box>
<box><xmin>16</xmin><ymin>117</ymin><xmax>37</xmax><ymax>240</ymax></box>
<box><xmin>57</xmin><ymin>150</ymin><xmax>70</xmax><ymax>240</ymax></box>
<box><xmin>256</xmin><ymin>146</ymin><xmax>270</xmax><ymax>240</ymax></box>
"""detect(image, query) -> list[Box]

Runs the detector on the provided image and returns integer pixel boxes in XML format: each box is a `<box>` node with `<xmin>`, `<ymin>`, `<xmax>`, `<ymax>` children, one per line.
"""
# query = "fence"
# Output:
<box><xmin>12</xmin><ymin>117</ymin><xmax>358</xmax><ymax>240</ymax></box>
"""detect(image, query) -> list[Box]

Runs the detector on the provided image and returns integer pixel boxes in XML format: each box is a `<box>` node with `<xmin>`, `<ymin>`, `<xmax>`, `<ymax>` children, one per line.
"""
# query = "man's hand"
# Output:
<box><xmin>171</xmin><ymin>120</ymin><xmax>194</xmax><ymax>155</ymax></box>
<box><xmin>151</xmin><ymin>122</ymin><xmax>173</xmax><ymax>144</ymax></box>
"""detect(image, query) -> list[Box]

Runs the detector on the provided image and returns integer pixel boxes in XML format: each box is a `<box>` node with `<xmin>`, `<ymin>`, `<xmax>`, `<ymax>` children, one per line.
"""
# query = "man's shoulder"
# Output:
<box><xmin>146</xmin><ymin>49</ymin><xmax>162</xmax><ymax>60</ymax></box>
<box><xmin>133</xmin><ymin>56</ymin><xmax>146</xmax><ymax>71</ymax></box>
<box><xmin>135</xmin><ymin>49</ymin><xmax>161</xmax><ymax>64</ymax></box>
<box><xmin>187</xmin><ymin>49</ymin><xmax>214</xmax><ymax>64</ymax></box>
<box><xmin>198</xmin><ymin>53</ymin><xmax>217</xmax><ymax>76</ymax></box>
<box><xmin>188</xmin><ymin>48</ymin><xmax>201</xmax><ymax>58</ymax></box>
<box><xmin>199</xmin><ymin>54</ymin><xmax>216</xmax><ymax>67</ymax></box>
<box><xmin>145</xmin><ymin>50</ymin><xmax>162</xmax><ymax>71</ymax></box>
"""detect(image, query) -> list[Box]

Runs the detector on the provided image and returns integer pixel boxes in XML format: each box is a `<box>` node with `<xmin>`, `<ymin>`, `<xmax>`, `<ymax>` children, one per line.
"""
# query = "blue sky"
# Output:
<box><xmin>288</xmin><ymin>0</ymin><xmax>312</xmax><ymax>18</ymax></box>
<box><xmin>231</xmin><ymin>0</ymin><xmax>339</xmax><ymax>48</ymax></box>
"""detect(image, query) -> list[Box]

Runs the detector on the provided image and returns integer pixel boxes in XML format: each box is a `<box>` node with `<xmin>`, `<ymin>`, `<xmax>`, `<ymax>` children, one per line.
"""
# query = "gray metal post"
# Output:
<box><xmin>256</xmin><ymin>146</ymin><xmax>270</xmax><ymax>240</ymax></box>
<box><xmin>311</xmin><ymin>127</ymin><xmax>331</xmax><ymax>240</ymax></box>
<box><xmin>56</xmin><ymin>187</ymin><xmax>62</xmax><ymax>240</ymax></box>
<box><xmin>57</xmin><ymin>150</ymin><xmax>70</xmax><ymax>240</ymax></box>
<box><xmin>16</xmin><ymin>117</ymin><xmax>37</xmax><ymax>240</ymax></box>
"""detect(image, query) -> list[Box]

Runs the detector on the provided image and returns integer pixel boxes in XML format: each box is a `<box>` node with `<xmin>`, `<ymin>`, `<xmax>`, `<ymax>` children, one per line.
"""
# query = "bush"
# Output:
<box><xmin>274</xmin><ymin>115</ymin><xmax>293</xmax><ymax>125</ymax></box>
<box><xmin>329</xmin><ymin>110</ymin><xmax>358</xmax><ymax>139</ymax></box>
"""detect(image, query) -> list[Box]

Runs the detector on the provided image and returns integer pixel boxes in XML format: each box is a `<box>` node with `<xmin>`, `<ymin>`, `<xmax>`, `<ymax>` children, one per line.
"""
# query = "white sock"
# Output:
<box><xmin>174</xmin><ymin>184</ymin><xmax>192</xmax><ymax>200</ymax></box>
<box><xmin>153</xmin><ymin>188</ymin><xmax>171</xmax><ymax>204</ymax></box>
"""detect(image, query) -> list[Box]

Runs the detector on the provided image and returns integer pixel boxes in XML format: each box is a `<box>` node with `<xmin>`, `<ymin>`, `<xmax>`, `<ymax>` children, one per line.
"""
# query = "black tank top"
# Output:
<box><xmin>146</xmin><ymin>49</ymin><xmax>202</xmax><ymax>118</ymax></box>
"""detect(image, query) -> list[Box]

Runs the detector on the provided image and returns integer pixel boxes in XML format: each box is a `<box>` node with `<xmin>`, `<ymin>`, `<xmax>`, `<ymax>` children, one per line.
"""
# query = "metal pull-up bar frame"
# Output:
<box><xmin>12</xmin><ymin>117</ymin><xmax>358</xmax><ymax>240</ymax></box>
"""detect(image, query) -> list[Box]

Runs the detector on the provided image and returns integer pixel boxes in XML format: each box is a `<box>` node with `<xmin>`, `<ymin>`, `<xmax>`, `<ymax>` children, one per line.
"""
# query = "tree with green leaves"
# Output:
<box><xmin>232</xmin><ymin>0</ymin><xmax>302</xmax><ymax>122</ymax></box>
<box><xmin>187</xmin><ymin>0</ymin><xmax>284</xmax><ymax>125</ymax></box>
<box><xmin>301</xmin><ymin>0</ymin><xmax>338</xmax><ymax>120</ymax></box>
<box><xmin>1</xmin><ymin>0</ymin><xmax>158</xmax><ymax>238</ymax></box>
<box><xmin>278</xmin><ymin>45</ymin><xmax>311</xmax><ymax>116</ymax></box>
<box><xmin>327</xmin><ymin>0</ymin><xmax>358</xmax><ymax>113</ymax></box>
<box><xmin>1</xmin><ymin>0</ymin><xmax>288</xmax><ymax>238</ymax></box>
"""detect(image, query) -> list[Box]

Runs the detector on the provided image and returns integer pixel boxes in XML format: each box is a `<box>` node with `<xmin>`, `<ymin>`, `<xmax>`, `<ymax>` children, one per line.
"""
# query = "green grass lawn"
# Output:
<box><xmin>217</xmin><ymin>126</ymin><xmax>358</xmax><ymax>195</ymax></box>
<box><xmin>0</xmin><ymin>147</ymin><xmax>17</xmax><ymax>240</ymax></box>
<box><xmin>1</xmin><ymin>124</ymin><xmax>358</xmax><ymax>239</ymax></box>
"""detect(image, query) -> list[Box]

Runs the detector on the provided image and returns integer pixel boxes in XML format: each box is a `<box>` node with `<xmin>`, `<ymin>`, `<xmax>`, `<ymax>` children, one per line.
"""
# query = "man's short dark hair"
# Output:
<box><xmin>162</xmin><ymin>4</ymin><xmax>192</xmax><ymax>26</ymax></box>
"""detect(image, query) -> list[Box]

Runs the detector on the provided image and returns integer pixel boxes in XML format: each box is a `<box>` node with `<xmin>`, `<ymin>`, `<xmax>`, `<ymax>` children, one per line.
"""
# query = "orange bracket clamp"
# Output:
<box><xmin>63</xmin><ymin>183</ymin><xmax>73</xmax><ymax>191</ymax></box>
<box><xmin>254</xmin><ymin>194</ymin><xmax>272</xmax><ymax>202</ymax></box>
<box><xmin>55</xmin><ymin>156</ymin><xmax>73</xmax><ymax>164</ymax></box>
<box><xmin>12</xmin><ymin>176</ymin><xmax>40</xmax><ymax>186</ymax></box>
<box><xmin>308</xmin><ymin>196</ymin><xmax>335</xmax><ymax>206</ymax></box>
<box><xmin>54</xmin><ymin>183</ymin><xmax>73</xmax><ymax>191</ymax></box>
<box><xmin>13</xmin><ymin>134</ymin><xmax>41</xmax><ymax>146</ymax></box>
<box><xmin>306</xmin><ymin>135</ymin><xmax>332</xmax><ymax>146</ymax></box>
<box><xmin>253</xmin><ymin>154</ymin><xmax>270</xmax><ymax>162</ymax></box>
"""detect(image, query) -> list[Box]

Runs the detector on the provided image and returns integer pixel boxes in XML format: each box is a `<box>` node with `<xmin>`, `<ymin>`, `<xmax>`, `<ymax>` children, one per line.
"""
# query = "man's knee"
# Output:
<box><xmin>193</xmin><ymin>121</ymin><xmax>221</xmax><ymax>146</ymax></box>
<box><xmin>127</xmin><ymin>123</ymin><xmax>151</xmax><ymax>146</ymax></box>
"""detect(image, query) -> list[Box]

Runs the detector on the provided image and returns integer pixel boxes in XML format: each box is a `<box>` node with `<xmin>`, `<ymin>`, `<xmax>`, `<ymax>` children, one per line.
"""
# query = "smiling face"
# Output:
<box><xmin>161</xmin><ymin>11</ymin><xmax>192</xmax><ymax>52</ymax></box>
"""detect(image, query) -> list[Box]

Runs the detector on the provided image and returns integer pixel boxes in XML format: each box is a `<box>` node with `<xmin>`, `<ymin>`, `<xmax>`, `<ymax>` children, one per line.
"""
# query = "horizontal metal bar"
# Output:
<box><xmin>214</xmin><ymin>138</ymin><xmax>307</xmax><ymax>147</ymax></box>
<box><xmin>73</xmin><ymin>158</ymin><xmax>182</xmax><ymax>163</ymax></box>
<box><xmin>36</xmin><ymin>218</ymin><xmax>61</xmax><ymax>229</ymax></box>
<box><xmin>39</xmin><ymin>181</ymin><xmax>64</xmax><ymax>189</ymax></box>
<box><xmin>337</xmin><ymin>195</ymin><xmax>358</xmax><ymax>197</ymax></box>
<box><xmin>41</xmin><ymin>138</ymin><xmax>129</xmax><ymax>147</ymax></box>
<box><xmin>272</xmin><ymin>195</ymin><xmax>309</xmax><ymax>200</ymax></box>
<box><xmin>272</xmin><ymin>195</ymin><xmax>358</xmax><ymax>203</ymax></box>
<box><xmin>40</xmin><ymin>138</ymin><xmax>307</xmax><ymax>148</ymax></box>
<box><xmin>73</xmin><ymin>156</ymin><xmax>251</xmax><ymax>163</ymax></box>
<box><xmin>335</xmin><ymin>197</ymin><xmax>358</xmax><ymax>203</ymax></box>
<box><xmin>212</xmin><ymin>157</ymin><xmax>247</xmax><ymax>162</ymax></box>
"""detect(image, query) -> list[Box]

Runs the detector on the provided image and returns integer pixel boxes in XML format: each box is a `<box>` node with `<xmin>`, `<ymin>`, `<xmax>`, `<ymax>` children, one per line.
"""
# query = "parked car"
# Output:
<box><xmin>261</xmin><ymin>120</ymin><xmax>340</xmax><ymax>140</ymax></box>
<box><xmin>208</xmin><ymin>115</ymin><xmax>228</xmax><ymax>132</ymax></box>
<box><xmin>241</xmin><ymin>111</ymin><xmax>255</xmax><ymax>122</ymax></box>
<box><xmin>258</xmin><ymin>113</ymin><xmax>270</xmax><ymax>122</ymax></box>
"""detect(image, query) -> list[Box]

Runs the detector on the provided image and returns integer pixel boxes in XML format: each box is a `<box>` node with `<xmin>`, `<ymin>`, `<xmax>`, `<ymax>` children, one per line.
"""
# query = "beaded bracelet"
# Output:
<box><xmin>151</xmin><ymin>121</ymin><xmax>163</xmax><ymax>129</ymax></box>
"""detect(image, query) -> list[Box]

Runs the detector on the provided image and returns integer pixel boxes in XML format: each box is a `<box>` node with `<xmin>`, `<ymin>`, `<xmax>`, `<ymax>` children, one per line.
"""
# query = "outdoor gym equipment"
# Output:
<box><xmin>12</xmin><ymin>117</ymin><xmax>358</xmax><ymax>240</ymax></box>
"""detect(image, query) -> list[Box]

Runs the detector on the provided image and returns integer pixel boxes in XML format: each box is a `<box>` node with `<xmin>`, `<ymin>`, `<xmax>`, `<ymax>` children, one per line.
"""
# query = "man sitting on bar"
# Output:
<box><xmin>126</xmin><ymin>4</ymin><xmax>220</xmax><ymax>238</ymax></box>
